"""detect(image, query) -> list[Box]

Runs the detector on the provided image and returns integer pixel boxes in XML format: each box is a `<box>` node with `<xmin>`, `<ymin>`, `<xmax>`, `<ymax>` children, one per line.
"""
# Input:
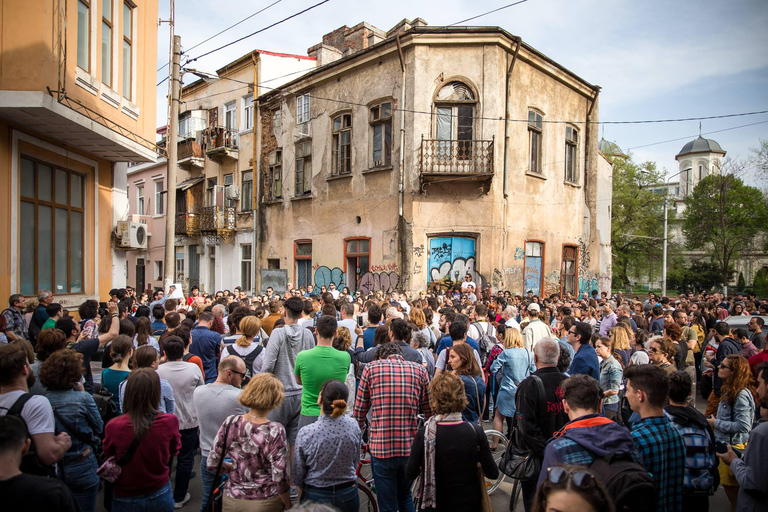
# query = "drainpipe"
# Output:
<box><xmin>501</xmin><ymin>36</ymin><xmax>522</xmax><ymax>255</ymax></box>
<box><xmin>396</xmin><ymin>33</ymin><xmax>406</xmax><ymax>219</ymax></box>
<box><xmin>252</xmin><ymin>53</ymin><xmax>261</xmax><ymax>294</ymax></box>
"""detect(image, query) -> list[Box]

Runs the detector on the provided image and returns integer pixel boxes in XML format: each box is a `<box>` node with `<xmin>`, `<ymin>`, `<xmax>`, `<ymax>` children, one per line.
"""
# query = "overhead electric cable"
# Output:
<box><xmin>449</xmin><ymin>0</ymin><xmax>530</xmax><ymax>26</ymax></box>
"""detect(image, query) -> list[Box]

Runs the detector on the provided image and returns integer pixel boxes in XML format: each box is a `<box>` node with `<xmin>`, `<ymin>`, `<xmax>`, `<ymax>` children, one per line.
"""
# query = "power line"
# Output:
<box><xmin>185</xmin><ymin>0</ymin><xmax>332</xmax><ymax>64</ymax></box>
<box><xmin>626</xmin><ymin>119</ymin><xmax>768</xmax><ymax>151</ymax></box>
<box><xmin>157</xmin><ymin>0</ymin><xmax>283</xmax><ymax>72</ymax></box>
<box><xmin>449</xmin><ymin>0</ymin><xmax>530</xmax><ymax>26</ymax></box>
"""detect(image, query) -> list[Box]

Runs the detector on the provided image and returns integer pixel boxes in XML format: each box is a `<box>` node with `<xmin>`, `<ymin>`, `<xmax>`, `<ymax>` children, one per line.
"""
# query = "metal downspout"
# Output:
<box><xmin>397</xmin><ymin>33</ymin><xmax>406</xmax><ymax>219</ymax></box>
<box><xmin>501</xmin><ymin>37</ymin><xmax>522</xmax><ymax>255</ymax></box>
<box><xmin>252</xmin><ymin>53</ymin><xmax>261</xmax><ymax>294</ymax></box>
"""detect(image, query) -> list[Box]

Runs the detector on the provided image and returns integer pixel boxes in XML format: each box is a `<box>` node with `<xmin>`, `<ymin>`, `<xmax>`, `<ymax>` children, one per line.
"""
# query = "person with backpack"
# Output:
<box><xmin>155</xmin><ymin>336</ymin><xmax>204</xmax><ymax>508</ymax></box>
<box><xmin>117</xmin><ymin>346</ymin><xmax>175</xmax><ymax>414</ymax></box>
<box><xmin>193</xmin><ymin>356</ymin><xmax>249</xmax><ymax>511</ymax></box>
<box><xmin>220</xmin><ymin>316</ymin><xmax>265</xmax><ymax>380</ymax></box>
<box><xmin>624</xmin><ymin>364</ymin><xmax>686</xmax><ymax>512</ymax></box>
<box><xmin>39</xmin><ymin>349</ymin><xmax>103</xmax><ymax>512</ymax></box>
<box><xmin>539</xmin><ymin>374</ymin><xmax>655</xmax><ymax>511</ymax></box>
<box><xmin>0</xmin><ymin>415</ymin><xmax>80</xmax><ymax>512</ymax></box>
<box><xmin>0</xmin><ymin>343</ymin><xmax>71</xmax><ymax>476</ymax></box>
<box><xmin>664</xmin><ymin>371</ymin><xmax>719</xmax><ymax>512</ymax></box>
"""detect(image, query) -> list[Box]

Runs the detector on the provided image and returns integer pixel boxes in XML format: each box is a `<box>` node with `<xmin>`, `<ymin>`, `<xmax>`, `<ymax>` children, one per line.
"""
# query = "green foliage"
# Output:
<box><xmin>666</xmin><ymin>259</ymin><xmax>730</xmax><ymax>292</ymax></box>
<box><xmin>610</xmin><ymin>154</ymin><xmax>666</xmax><ymax>287</ymax></box>
<box><xmin>683</xmin><ymin>171</ymin><xmax>768</xmax><ymax>285</ymax></box>
<box><xmin>754</xmin><ymin>267</ymin><xmax>768</xmax><ymax>297</ymax></box>
<box><xmin>737</xmin><ymin>271</ymin><xmax>746</xmax><ymax>292</ymax></box>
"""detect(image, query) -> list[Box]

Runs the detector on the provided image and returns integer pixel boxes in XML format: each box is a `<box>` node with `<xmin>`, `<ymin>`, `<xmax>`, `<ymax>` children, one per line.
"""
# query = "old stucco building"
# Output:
<box><xmin>255</xmin><ymin>19</ymin><xmax>613</xmax><ymax>296</ymax></box>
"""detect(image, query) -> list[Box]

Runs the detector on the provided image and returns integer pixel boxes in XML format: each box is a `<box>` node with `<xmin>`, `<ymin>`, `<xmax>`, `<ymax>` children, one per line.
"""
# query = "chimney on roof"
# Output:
<box><xmin>386</xmin><ymin>17</ymin><xmax>428</xmax><ymax>38</ymax></box>
<box><xmin>308</xmin><ymin>22</ymin><xmax>387</xmax><ymax>64</ymax></box>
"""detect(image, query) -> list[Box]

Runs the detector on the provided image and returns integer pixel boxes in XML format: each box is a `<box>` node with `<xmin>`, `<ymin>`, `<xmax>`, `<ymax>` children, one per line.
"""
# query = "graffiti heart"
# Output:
<box><xmin>312</xmin><ymin>266</ymin><xmax>345</xmax><ymax>294</ymax></box>
<box><xmin>359</xmin><ymin>271</ymin><xmax>400</xmax><ymax>295</ymax></box>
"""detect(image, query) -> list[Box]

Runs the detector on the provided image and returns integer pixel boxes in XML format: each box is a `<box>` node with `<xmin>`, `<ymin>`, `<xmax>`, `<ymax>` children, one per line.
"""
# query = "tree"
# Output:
<box><xmin>666</xmin><ymin>258</ymin><xmax>727</xmax><ymax>293</ymax></box>
<box><xmin>751</xmin><ymin>139</ymin><xmax>768</xmax><ymax>180</ymax></box>
<box><xmin>683</xmin><ymin>165</ymin><xmax>768</xmax><ymax>286</ymax></box>
<box><xmin>737</xmin><ymin>271</ymin><xmax>746</xmax><ymax>292</ymax></box>
<box><xmin>754</xmin><ymin>267</ymin><xmax>768</xmax><ymax>297</ymax></box>
<box><xmin>610</xmin><ymin>154</ymin><xmax>667</xmax><ymax>287</ymax></box>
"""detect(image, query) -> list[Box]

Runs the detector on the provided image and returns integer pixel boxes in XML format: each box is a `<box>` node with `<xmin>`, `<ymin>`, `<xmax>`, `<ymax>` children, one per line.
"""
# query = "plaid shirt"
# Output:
<box><xmin>631</xmin><ymin>416</ymin><xmax>686</xmax><ymax>512</ymax></box>
<box><xmin>2</xmin><ymin>308</ymin><xmax>27</xmax><ymax>340</ymax></box>
<box><xmin>353</xmin><ymin>355</ymin><xmax>432</xmax><ymax>459</ymax></box>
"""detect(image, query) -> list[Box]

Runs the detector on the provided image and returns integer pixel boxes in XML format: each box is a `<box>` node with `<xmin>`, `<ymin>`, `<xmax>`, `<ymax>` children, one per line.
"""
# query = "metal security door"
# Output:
<box><xmin>188</xmin><ymin>245</ymin><xmax>200</xmax><ymax>290</ymax></box>
<box><xmin>136</xmin><ymin>259</ymin><xmax>145</xmax><ymax>295</ymax></box>
<box><xmin>523</xmin><ymin>241</ymin><xmax>543</xmax><ymax>296</ymax></box>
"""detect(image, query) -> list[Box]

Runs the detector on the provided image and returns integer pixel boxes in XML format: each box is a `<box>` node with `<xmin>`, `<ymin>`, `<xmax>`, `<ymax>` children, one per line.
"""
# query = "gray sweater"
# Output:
<box><xmin>193</xmin><ymin>383</ymin><xmax>248</xmax><ymax>458</ymax></box>
<box><xmin>730</xmin><ymin>419</ymin><xmax>768</xmax><ymax>512</ymax></box>
<box><xmin>261</xmin><ymin>324</ymin><xmax>315</xmax><ymax>397</ymax></box>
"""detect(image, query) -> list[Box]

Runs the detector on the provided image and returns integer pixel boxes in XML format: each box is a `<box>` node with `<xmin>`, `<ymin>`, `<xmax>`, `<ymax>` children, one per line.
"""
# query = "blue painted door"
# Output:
<box><xmin>524</xmin><ymin>241</ymin><xmax>543</xmax><ymax>296</ymax></box>
<box><xmin>427</xmin><ymin>237</ymin><xmax>476</xmax><ymax>286</ymax></box>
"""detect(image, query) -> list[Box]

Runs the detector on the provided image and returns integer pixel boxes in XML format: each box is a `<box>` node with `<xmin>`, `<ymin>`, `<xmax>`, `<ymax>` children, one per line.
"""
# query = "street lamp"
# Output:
<box><xmin>661</xmin><ymin>168</ymin><xmax>689</xmax><ymax>297</ymax></box>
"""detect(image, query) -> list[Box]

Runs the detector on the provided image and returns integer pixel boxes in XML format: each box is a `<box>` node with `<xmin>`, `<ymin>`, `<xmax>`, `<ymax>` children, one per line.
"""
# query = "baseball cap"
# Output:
<box><xmin>527</xmin><ymin>303</ymin><xmax>541</xmax><ymax>313</ymax></box>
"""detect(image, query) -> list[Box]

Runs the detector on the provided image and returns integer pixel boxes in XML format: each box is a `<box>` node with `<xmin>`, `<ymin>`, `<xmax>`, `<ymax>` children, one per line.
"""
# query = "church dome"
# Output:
<box><xmin>598</xmin><ymin>138</ymin><xmax>626</xmax><ymax>158</ymax></box>
<box><xmin>676</xmin><ymin>136</ymin><xmax>725</xmax><ymax>158</ymax></box>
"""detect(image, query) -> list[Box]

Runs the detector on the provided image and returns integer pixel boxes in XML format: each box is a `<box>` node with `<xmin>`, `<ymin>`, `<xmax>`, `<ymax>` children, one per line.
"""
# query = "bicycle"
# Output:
<box><xmin>484</xmin><ymin>428</ymin><xmax>508</xmax><ymax>494</ymax></box>
<box><xmin>356</xmin><ymin>436</ymin><xmax>378</xmax><ymax>512</ymax></box>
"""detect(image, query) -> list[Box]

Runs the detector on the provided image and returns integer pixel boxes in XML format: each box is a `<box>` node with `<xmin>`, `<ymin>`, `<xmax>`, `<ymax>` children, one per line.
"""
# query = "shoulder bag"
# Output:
<box><xmin>97</xmin><ymin>435</ymin><xmax>143</xmax><ymax>482</ymax></box>
<box><xmin>498</xmin><ymin>375</ymin><xmax>545</xmax><ymax>481</ymax></box>
<box><xmin>204</xmin><ymin>416</ymin><xmax>235</xmax><ymax>512</ymax></box>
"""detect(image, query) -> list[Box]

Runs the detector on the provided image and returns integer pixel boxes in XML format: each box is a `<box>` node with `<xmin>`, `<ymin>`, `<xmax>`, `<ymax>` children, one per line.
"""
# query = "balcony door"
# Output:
<box><xmin>435</xmin><ymin>81</ymin><xmax>475</xmax><ymax>162</ymax></box>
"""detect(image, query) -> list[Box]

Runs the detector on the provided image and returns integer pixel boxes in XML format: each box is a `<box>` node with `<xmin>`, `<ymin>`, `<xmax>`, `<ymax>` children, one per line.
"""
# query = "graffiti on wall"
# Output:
<box><xmin>577</xmin><ymin>237</ymin><xmax>590</xmax><ymax>274</ymax></box>
<box><xmin>524</xmin><ymin>264</ymin><xmax>541</xmax><ymax>295</ymax></box>
<box><xmin>370</xmin><ymin>263</ymin><xmax>399</xmax><ymax>273</ymax></box>
<box><xmin>514</xmin><ymin>247</ymin><xmax>525</xmax><ymax>260</ymax></box>
<box><xmin>430</xmin><ymin>256</ymin><xmax>476</xmax><ymax>284</ymax></box>
<box><xmin>492</xmin><ymin>268</ymin><xmax>503</xmax><ymax>289</ymax></box>
<box><xmin>312</xmin><ymin>266</ymin><xmax>345</xmax><ymax>294</ymax></box>
<box><xmin>413</xmin><ymin>245</ymin><xmax>425</xmax><ymax>258</ymax></box>
<box><xmin>578</xmin><ymin>275</ymin><xmax>599</xmax><ymax>296</ymax></box>
<box><xmin>358</xmin><ymin>271</ymin><xmax>400</xmax><ymax>295</ymax></box>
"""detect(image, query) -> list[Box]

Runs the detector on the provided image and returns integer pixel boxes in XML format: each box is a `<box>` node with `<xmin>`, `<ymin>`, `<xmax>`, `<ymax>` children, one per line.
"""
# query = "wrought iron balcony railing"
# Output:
<box><xmin>178</xmin><ymin>139</ymin><xmax>204</xmax><ymax>160</ymax></box>
<box><xmin>175</xmin><ymin>212</ymin><xmax>200</xmax><ymax>236</ymax></box>
<box><xmin>200</xmin><ymin>206</ymin><xmax>236</xmax><ymax>232</ymax></box>
<box><xmin>420</xmin><ymin>138</ymin><xmax>494</xmax><ymax>176</ymax></box>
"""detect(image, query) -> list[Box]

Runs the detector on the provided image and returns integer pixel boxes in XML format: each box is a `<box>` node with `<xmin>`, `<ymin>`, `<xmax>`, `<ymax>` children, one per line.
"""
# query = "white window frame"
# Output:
<box><xmin>242</xmin><ymin>94</ymin><xmax>254</xmax><ymax>132</ymax></box>
<box><xmin>225</xmin><ymin>101</ymin><xmax>236</xmax><ymax>131</ymax></box>
<box><xmin>136</xmin><ymin>185</ymin><xmax>144</xmax><ymax>215</ymax></box>
<box><xmin>370</xmin><ymin>101</ymin><xmax>393</xmax><ymax>168</ymax></box>
<box><xmin>121</xmin><ymin>0</ymin><xmax>134</xmax><ymax>101</ymax></box>
<box><xmin>331</xmin><ymin>113</ymin><xmax>352</xmax><ymax>176</ymax></box>
<box><xmin>296</xmin><ymin>93</ymin><xmax>310</xmax><ymax>124</ymax></box>
<box><xmin>77</xmin><ymin>0</ymin><xmax>92</xmax><ymax>72</ymax></box>
<box><xmin>267</xmin><ymin>150</ymin><xmax>282</xmax><ymax>200</ymax></box>
<box><xmin>154</xmin><ymin>180</ymin><xmax>164</xmax><ymax>216</ymax></box>
<box><xmin>295</xmin><ymin>140</ymin><xmax>312</xmax><ymax>196</ymax></box>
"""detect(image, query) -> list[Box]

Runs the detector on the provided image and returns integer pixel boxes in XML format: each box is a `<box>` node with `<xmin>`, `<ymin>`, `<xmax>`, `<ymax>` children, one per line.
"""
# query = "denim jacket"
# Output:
<box><xmin>46</xmin><ymin>389</ymin><xmax>104</xmax><ymax>458</ymax></box>
<box><xmin>599</xmin><ymin>356</ymin><xmax>623</xmax><ymax>406</ymax></box>
<box><xmin>714</xmin><ymin>388</ymin><xmax>754</xmax><ymax>445</ymax></box>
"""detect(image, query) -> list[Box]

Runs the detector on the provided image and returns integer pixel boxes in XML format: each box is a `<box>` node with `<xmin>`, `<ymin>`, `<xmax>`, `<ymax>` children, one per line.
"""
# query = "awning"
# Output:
<box><xmin>176</xmin><ymin>176</ymin><xmax>205</xmax><ymax>191</ymax></box>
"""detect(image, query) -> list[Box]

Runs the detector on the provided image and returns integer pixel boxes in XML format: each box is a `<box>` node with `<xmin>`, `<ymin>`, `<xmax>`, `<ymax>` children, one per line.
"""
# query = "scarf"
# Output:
<box><xmin>421</xmin><ymin>412</ymin><xmax>463</xmax><ymax>509</ymax></box>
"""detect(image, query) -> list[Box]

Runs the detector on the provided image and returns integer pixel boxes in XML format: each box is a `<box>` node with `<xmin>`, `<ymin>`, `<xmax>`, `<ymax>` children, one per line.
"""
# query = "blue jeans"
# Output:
<box><xmin>301</xmin><ymin>483</ymin><xmax>359</xmax><ymax>512</ymax></box>
<box><xmin>370</xmin><ymin>456</ymin><xmax>414</xmax><ymax>512</ymax></box>
<box><xmin>200</xmin><ymin>455</ymin><xmax>217</xmax><ymax>512</ymax></box>
<box><xmin>112</xmin><ymin>481</ymin><xmax>175</xmax><ymax>512</ymax></box>
<box><xmin>172</xmin><ymin>427</ymin><xmax>199</xmax><ymax>502</ymax></box>
<box><xmin>61</xmin><ymin>452</ymin><xmax>100</xmax><ymax>512</ymax></box>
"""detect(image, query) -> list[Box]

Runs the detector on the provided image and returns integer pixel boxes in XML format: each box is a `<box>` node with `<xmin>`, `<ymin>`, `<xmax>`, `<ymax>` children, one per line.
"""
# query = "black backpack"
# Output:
<box><xmin>224</xmin><ymin>343</ymin><xmax>263</xmax><ymax>384</ymax></box>
<box><xmin>589</xmin><ymin>452</ymin><xmax>657</xmax><ymax>512</ymax></box>
<box><xmin>471</xmin><ymin>322</ymin><xmax>495</xmax><ymax>365</ymax></box>
<box><xmin>5</xmin><ymin>394</ymin><xmax>57</xmax><ymax>477</ymax></box>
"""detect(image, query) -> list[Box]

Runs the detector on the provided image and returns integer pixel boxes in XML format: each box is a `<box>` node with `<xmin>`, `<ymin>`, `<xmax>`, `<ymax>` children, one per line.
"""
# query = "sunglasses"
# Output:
<box><xmin>648</xmin><ymin>347</ymin><xmax>659</xmax><ymax>353</ymax></box>
<box><xmin>547</xmin><ymin>467</ymin><xmax>595</xmax><ymax>488</ymax></box>
<box><xmin>229</xmin><ymin>369</ymin><xmax>247</xmax><ymax>378</ymax></box>
<box><xmin>719</xmin><ymin>364</ymin><xmax>732</xmax><ymax>371</ymax></box>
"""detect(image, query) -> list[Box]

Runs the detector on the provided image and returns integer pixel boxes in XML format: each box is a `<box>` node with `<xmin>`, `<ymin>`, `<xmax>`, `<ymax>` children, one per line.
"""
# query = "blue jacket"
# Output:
<box><xmin>436</xmin><ymin>335</ymin><xmax>478</xmax><ymax>355</ymax></box>
<box><xmin>569</xmin><ymin>343</ymin><xmax>600</xmax><ymax>380</ymax></box>
<box><xmin>46</xmin><ymin>389</ymin><xmax>103</xmax><ymax>458</ymax></box>
<box><xmin>539</xmin><ymin>413</ymin><xmax>636</xmax><ymax>487</ymax></box>
<box><xmin>190</xmin><ymin>326</ymin><xmax>222</xmax><ymax>383</ymax></box>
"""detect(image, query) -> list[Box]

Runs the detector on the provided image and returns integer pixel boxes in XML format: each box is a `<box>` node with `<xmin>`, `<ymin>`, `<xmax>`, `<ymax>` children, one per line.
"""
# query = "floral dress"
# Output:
<box><xmin>207</xmin><ymin>416</ymin><xmax>289</xmax><ymax>501</ymax></box>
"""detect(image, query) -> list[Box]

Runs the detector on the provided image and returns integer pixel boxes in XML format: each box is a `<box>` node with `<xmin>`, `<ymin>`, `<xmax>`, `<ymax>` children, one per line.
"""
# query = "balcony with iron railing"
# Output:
<box><xmin>200</xmin><ymin>206</ymin><xmax>236</xmax><ymax>243</ymax></box>
<box><xmin>175</xmin><ymin>211</ymin><xmax>200</xmax><ymax>237</ymax></box>
<box><xmin>178</xmin><ymin>139</ymin><xmax>204</xmax><ymax>170</ymax></box>
<box><xmin>420</xmin><ymin>137</ymin><xmax>494</xmax><ymax>183</ymax></box>
<box><xmin>206</xmin><ymin>127</ymin><xmax>239</xmax><ymax>162</ymax></box>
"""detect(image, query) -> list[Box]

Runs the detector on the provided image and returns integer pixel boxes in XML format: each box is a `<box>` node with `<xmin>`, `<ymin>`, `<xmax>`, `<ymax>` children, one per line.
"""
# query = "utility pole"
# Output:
<box><xmin>164</xmin><ymin>34</ymin><xmax>181</xmax><ymax>291</ymax></box>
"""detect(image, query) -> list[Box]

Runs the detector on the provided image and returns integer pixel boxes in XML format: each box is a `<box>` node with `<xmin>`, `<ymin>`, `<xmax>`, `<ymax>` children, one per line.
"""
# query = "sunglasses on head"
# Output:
<box><xmin>547</xmin><ymin>467</ymin><xmax>595</xmax><ymax>488</ymax></box>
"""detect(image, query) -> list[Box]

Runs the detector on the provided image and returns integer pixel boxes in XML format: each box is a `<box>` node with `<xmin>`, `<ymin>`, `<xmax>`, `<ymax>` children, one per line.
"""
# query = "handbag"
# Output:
<box><xmin>498</xmin><ymin>375</ymin><xmax>544</xmax><ymax>481</ymax></box>
<box><xmin>204</xmin><ymin>417</ymin><xmax>235</xmax><ymax>512</ymax></box>
<box><xmin>91</xmin><ymin>387</ymin><xmax>119</xmax><ymax>424</ymax></box>
<box><xmin>470</xmin><ymin>423</ymin><xmax>495</xmax><ymax>512</ymax></box>
<box><xmin>97</xmin><ymin>435</ymin><xmax>142</xmax><ymax>482</ymax></box>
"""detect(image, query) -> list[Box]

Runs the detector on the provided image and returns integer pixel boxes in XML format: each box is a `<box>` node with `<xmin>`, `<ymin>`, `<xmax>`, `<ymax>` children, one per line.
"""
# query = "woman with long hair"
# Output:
<box><xmin>609</xmin><ymin>325</ymin><xmax>633</xmax><ymax>366</ymax></box>
<box><xmin>708</xmin><ymin>355</ymin><xmax>755</xmax><ymax>512</ymax></box>
<box><xmin>220</xmin><ymin>316</ymin><xmax>265</xmax><ymax>378</ymax></box>
<box><xmin>533</xmin><ymin>466</ymin><xmax>614</xmax><ymax>512</ymax></box>
<box><xmin>405</xmin><ymin>372</ymin><xmax>498</xmax><ymax>512</ymax></box>
<box><xmin>133</xmin><ymin>317</ymin><xmax>160</xmax><ymax>352</ymax></box>
<box><xmin>118</xmin><ymin>345</ymin><xmax>175</xmax><ymax>414</ymax></box>
<box><xmin>40</xmin><ymin>350</ymin><xmax>103</xmax><ymax>512</ymax></box>
<box><xmin>489</xmin><ymin>328</ymin><xmax>535</xmax><ymax>446</ymax></box>
<box><xmin>207</xmin><ymin>373</ymin><xmax>291</xmax><ymax>511</ymax></box>
<box><xmin>449</xmin><ymin>343</ymin><xmax>486</xmax><ymax>424</ymax></box>
<box><xmin>101</xmin><ymin>335</ymin><xmax>133</xmax><ymax>408</ymax></box>
<box><xmin>594</xmin><ymin>337</ymin><xmax>623</xmax><ymax>420</ymax></box>
<box><xmin>410</xmin><ymin>307</ymin><xmax>437</xmax><ymax>349</ymax></box>
<box><xmin>293</xmin><ymin>380</ymin><xmax>361</xmax><ymax>512</ymax></box>
<box><xmin>103</xmin><ymin>369</ymin><xmax>181</xmax><ymax>512</ymax></box>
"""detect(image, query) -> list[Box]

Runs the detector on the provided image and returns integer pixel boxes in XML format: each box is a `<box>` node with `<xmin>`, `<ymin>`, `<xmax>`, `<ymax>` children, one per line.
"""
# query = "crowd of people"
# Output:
<box><xmin>1</xmin><ymin>281</ymin><xmax>767</xmax><ymax>512</ymax></box>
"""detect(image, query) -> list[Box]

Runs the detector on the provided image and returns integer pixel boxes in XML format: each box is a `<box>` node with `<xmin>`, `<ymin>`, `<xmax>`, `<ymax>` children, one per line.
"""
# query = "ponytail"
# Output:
<box><xmin>331</xmin><ymin>399</ymin><xmax>347</xmax><ymax>418</ymax></box>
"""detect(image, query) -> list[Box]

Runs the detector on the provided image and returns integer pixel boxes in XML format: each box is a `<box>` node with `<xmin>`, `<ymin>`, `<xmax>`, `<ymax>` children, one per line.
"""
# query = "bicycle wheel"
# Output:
<box><xmin>484</xmin><ymin>429</ymin><xmax>508</xmax><ymax>494</ymax></box>
<box><xmin>510</xmin><ymin>478</ymin><xmax>523</xmax><ymax>511</ymax></box>
<box><xmin>358</xmin><ymin>449</ymin><xmax>374</xmax><ymax>486</ymax></box>
<box><xmin>358</xmin><ymin>480</ymin><xmax>379</xmax><ymax>512</ymax></box>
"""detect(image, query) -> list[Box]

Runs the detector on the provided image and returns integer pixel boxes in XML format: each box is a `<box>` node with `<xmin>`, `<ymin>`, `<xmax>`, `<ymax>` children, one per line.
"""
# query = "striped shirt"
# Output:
<box><xmin>353</xmin><ymin>355</ymin><xmax>432</xmax><ymax>459</ymax></box>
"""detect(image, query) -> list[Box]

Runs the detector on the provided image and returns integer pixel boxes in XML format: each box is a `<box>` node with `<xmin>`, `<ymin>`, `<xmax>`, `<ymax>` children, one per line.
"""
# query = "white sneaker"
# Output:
<box><xmin>290</xmin><ymin>486</ymin><xmax>298</xmax><ymax>500</ymax></box>
<box><xmin>175</xmin><ymin>493</ymin><xmax>191</xmax><ymax>509</ymax></box>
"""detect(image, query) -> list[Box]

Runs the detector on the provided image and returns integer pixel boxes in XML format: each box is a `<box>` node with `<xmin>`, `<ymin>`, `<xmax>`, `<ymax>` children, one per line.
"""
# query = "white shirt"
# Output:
<box><xmin>461</xmin><ymin>280</ymin><xmax>476</xmax><ymax>292</ymax></box>
<box><xmin>468</xmin><ymin>321</ymin><xmax>496</xmax><ymax>341</ymax></box>
<box><xmin>0</xmin><ymin>390</ymin><xmax>54</xmax><ymax>435</ymax></box>
<box><xmin>330</xmin><ymin>290</ymin><xmax>340</xmax><ymax>300</ymax></box>
<box><xmin>505</xmin><ymin>318</ymin><xmax>521</xmax><ymax>331</ymax></box>
<box><xmin>338</xmin><ymin>318</ymin><xmax>358</xmax><ymax>342</ymax></box>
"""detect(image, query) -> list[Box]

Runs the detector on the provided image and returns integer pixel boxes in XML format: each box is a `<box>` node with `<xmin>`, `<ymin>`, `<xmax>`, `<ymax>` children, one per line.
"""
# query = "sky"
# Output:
<box><xmin>154</xmin><ymin>0</ymin><xmax>768</xmax><ymax>185</ymax></box>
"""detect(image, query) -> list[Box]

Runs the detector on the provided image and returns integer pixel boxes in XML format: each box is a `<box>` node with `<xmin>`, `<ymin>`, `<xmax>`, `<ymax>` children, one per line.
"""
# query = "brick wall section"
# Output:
<box><xmin>321</xmin><ymin>23</ymin><xmax>373</xmax><ymax>55</ymax></box>
<box><xmin>260</xmin><ymin>107</ymin><xmax>279</xmax><ymax>189</ymax></box>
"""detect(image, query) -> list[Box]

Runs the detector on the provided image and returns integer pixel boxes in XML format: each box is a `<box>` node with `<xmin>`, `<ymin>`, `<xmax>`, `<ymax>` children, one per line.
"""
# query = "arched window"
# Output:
<box><xmin>434</xmin><ymin>81</ymin><xmax>477</xmax><ymax>159</ymax></box>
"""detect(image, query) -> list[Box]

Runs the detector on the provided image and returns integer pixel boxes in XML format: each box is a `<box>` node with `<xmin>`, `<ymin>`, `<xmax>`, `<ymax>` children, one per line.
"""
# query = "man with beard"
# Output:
<box><xmin>717</xmin><ymin>362</ymin><xmax>768</xmax><ymax>512</ymax></box>
<box><xmin>0</xmin><ymin>344</ymin><xmax>71</xmax><ymax>474</ymax></box>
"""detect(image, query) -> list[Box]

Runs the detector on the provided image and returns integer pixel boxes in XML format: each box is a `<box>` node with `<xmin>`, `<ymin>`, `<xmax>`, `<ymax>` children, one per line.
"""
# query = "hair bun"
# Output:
<box><xmin>330</xmin><ymin>399</ymin><xmax>347</xmax><ymax>418</ymax></box>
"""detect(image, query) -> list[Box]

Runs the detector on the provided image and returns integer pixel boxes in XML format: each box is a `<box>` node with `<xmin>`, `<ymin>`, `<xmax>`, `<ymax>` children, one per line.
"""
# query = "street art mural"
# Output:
<box><xmin>312</xmin><ymin>266</ymin><xmax>345</xmax><ymax>295</ymax></box>
<box><xmin>358</xmin><ymin>271</ymin><xmax>400</xmax><ymax>295</ymax></box>
<box><xmin>578</xmin><ymin>275</ymin><xmax>599</xmax><ymax>296</ymax></box>
<box><xmin>427</xmin><ymin>237</ymin><xmax>482</xmax><ymax>290</ymax></box>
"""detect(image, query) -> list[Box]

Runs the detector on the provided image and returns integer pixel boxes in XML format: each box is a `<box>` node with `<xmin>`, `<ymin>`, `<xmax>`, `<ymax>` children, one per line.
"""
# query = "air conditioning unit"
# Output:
<box><xmin>115</xmin><ymin>221</ymin><xmax>148</xmax><ymax>249</ymax></box>
<box><xmin>225</xmin><ymin>185</ymin><xmax>240</xmax><ymax>200</ymax></box>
